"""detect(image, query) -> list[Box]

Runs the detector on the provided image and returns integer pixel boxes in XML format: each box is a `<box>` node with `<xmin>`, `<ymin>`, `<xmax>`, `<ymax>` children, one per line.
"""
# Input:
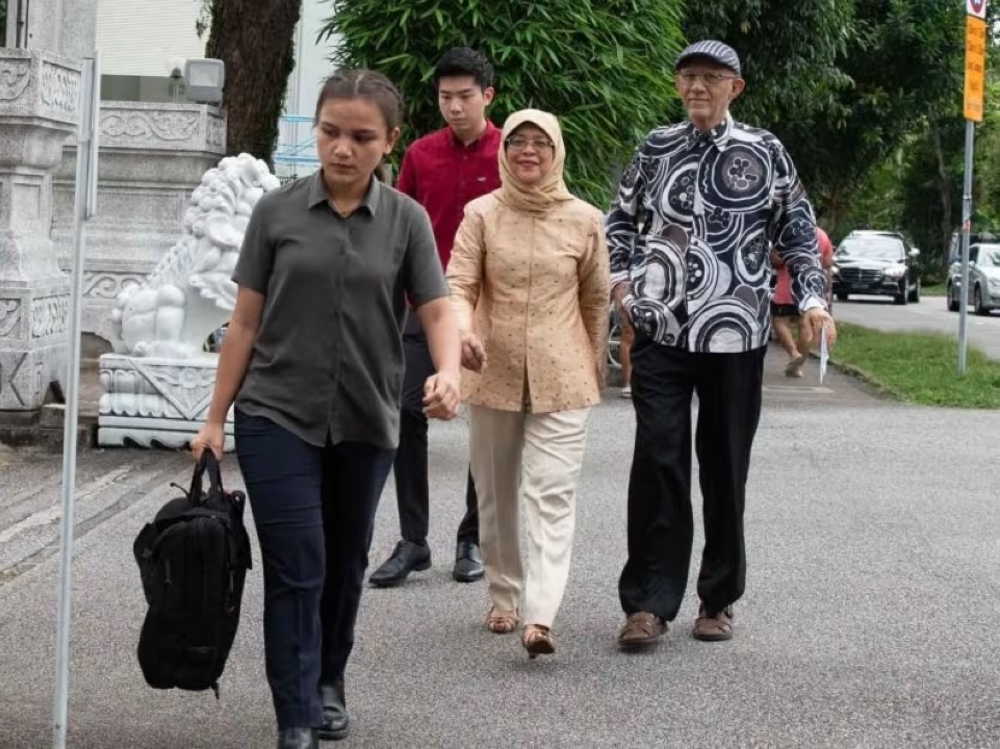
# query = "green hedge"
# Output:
<box><xmin>319</xmin><ymin>0</ymin><xmax>686</xmax><ymax>207</ymax></box>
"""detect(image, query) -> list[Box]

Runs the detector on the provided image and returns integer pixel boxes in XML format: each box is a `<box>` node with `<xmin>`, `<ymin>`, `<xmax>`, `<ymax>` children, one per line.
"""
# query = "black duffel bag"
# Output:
<box><xmin>133</xmin><ymin>450</ymin><xmax>252</xmax><ymax>697</ymax></box>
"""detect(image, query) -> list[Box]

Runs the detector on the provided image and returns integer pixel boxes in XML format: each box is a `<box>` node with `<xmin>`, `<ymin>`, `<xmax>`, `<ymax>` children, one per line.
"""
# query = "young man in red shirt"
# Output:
<box><xmin>369</xmin><ymin>48</ymin><xmax>502</xmax><ymax>588</ymax></box>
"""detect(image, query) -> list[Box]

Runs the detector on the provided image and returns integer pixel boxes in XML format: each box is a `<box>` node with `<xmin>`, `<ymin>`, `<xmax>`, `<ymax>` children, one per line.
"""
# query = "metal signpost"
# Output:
<box><xmin>52</xmin><ymin>53</ymin><xmax>101</xmax><ymax>749</ymax></box>
<box><xmin>959</xmin><ymin>0</ymin><xmax>988</xmax><ymax>374</ymax></box>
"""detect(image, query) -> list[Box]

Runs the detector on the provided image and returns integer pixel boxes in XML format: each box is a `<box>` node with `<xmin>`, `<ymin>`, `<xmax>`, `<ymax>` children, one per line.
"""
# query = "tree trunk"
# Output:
<box><xmin>205</xmin><ymin>0</ymin><xmax>302</xmax><ymax>166</ymax></box>
<box><xmin>930</xmin><ymin>121</ymin><xmax>953</xmax><ymax>273</ymax></box>
<box><xmin>817</xmin><ymin>182</ymin><xmax>850</xmax><ymax>236</ymax></box>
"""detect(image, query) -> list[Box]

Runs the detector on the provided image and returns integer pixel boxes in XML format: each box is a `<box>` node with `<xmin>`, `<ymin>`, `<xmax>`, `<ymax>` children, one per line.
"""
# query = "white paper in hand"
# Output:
<box><xmin>819</xmin><ymin>323</ymin><xmax>828</xmax><ymax>384</ymax></box>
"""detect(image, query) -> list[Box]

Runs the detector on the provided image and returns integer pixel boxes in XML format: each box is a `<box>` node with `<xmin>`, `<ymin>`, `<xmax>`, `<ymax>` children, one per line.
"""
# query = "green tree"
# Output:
<box><xmin>830</xmin><ymin>152</ymin><xmax>906</xmax><ymax>241</ymax></box>
<box><xmin>683</xmin><ymin>0</ymin><xmax>992</xmax><ymax>251</ymax></box>
<box><xmin>843</xmin><ymin>3</ymin><xmax>1000</xmax><ymax>273</ymax></box>
<box><xmin>682</xmin><ymin>0</ymin><xmax>853</xmax><ymax>135</ymax></box>
<box><xmin>898</xmin><ymin>118</ymin><xmax>964</xmax><ymax>276</ymax></box>
<box><xmin>200</xmin><ymin>0</ymin><xmax>302</xmax><ymax>164</ymax></box>
<box><xmin>318</xmin><ymin>0</ymin><xmax>685</xmax><ymax>206</ymax></box>
<box><xmin>975</xmin><ymin>73</ymin><xmax>1000</xmax><ymax>231</ymax></box>
<box><xmin>836</xmin><ymin>67</ymin><xmax>1000</xmax><ymax>282</ymax></box>
<box><xmin>787</xmin><ymin>0</ymin><xmax>971</xmax><ymax>237</ymax></box>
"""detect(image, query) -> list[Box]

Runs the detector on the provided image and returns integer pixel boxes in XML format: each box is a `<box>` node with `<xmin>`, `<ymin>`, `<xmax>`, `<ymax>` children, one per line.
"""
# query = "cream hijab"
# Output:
<box><xmin>496</xmin><ymin>109</ymin><xmax>575</xmax><ymax>215</ymax></box>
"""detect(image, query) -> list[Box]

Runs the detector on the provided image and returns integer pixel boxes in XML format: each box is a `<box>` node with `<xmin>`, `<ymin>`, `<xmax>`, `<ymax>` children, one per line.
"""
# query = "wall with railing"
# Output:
<box><xmin>273</xmin><ymin>114</ymin><xmax>320</xmax><ymax>183</ymax></box>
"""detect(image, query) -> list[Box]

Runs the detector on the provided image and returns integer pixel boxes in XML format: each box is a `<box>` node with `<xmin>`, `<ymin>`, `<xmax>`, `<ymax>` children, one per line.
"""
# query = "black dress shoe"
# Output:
<box><xmin>277</xmin><ymin>727</ymin><xmax>318</xmax><ymax>749</ymax></box>
<box><xmin>452</xmin><ymin>540</ymin><xmax>485</xmax><ymax>583</ymax></box>
<box><xmin>318</xmin><ymin>681</ymin><xmax>349</xmax><ymax>741</ymax></box>
<box><xmin>368</xmin><ymin>540</ymin><xmax>431</xmax><ymax>587</ymax></box>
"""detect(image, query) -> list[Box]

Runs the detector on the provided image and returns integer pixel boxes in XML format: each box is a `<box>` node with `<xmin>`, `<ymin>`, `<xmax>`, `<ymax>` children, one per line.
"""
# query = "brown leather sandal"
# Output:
<box><xmin>618</xmin><ymin>612</ymin><xmax>667</xmax><ymax>648</ymax></box>
<box><xmin>785</xmin><ymin>354</ymin><xmax>806</xmax><ymax>378</ymax></box>
<box><xmin>521</xmin><ymin>624</ymin><xmax>555</xmax><ymax>659</ymax></box>
<box><xmin>486</xmin><ymin>608</ymin><xmax>519</xmax><ymax>634</ymax></box>
<box><xmin>693</xmin><ymin>605</ymin><xmax>734</xmax><ymax>641</ymax></box>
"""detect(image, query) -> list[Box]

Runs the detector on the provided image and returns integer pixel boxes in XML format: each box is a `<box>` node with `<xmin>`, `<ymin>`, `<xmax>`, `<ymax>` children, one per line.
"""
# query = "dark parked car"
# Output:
<box><xmin>832</xmin><ymin>230</ymin><xmax>921</xmax><ymax>305</ymax></box>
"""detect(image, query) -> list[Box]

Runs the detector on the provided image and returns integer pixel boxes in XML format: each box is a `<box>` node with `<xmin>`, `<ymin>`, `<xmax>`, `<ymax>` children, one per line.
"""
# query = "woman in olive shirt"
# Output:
<box><xmin>191</xmin><ymin>71</ymin><xmax>461</xmax><ymax>749</ymax></box>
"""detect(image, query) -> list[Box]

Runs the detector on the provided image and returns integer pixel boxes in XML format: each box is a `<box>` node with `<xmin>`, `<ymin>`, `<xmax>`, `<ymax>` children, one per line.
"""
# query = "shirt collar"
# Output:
<box><xmin>450</xmin><ymin>119</ymin><xmax>497</xmax><ymax>150</ymax></box>
<box><xmin>307</xmin><ymin>169</ymin><xmax>381</xmax><ymax>214</ymax></box>
<box><xmin>684</xmin><ymin>114</ymin><xmax>733</xmax><ymax>150</ymax></box>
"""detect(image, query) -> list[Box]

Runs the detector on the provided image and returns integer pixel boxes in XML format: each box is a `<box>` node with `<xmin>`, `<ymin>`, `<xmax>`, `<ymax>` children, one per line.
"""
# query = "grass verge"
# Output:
<box><xmin>921</xmin><ymin>282</ymin><xmax>946</xmax><ymax>296</ymax></box>
<box><xmin>830</xmin><ymin>322</ymin><xmax>1000</xmax><ymax>408</ymax></box>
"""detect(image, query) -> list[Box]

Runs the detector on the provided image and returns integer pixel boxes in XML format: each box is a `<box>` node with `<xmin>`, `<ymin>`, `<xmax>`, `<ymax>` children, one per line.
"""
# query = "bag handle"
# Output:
<box><xmin>189</xmin><ymin>450</ymin><xmax>225</xmax><ymax>503</ymax></box>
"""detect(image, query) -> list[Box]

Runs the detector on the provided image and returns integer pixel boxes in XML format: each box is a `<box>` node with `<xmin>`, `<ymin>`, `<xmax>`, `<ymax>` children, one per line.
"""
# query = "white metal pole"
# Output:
<box><xmin>958</xmin><ymin>119</ymin><xmax>975</xmax><ymax>375</ymax></box>
<box><xmin>53</xmin><ymin>52</ymin><xmax>100</xmax><ymax>749</ymax></box>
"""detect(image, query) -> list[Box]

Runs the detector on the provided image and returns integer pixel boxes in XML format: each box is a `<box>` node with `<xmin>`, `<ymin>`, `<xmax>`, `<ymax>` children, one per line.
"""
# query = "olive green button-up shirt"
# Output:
<box><xmin>233</xmin><ymin>171</ymin><xmax>449</xmax><ymax>448</ymax></box>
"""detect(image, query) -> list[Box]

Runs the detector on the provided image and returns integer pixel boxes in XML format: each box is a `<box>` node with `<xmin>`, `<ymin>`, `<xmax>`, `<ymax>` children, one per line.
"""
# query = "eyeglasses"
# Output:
<box><xmin>505</xmin><ymin>137</ymin><xmax>555</xmax><ymax>151</ymax></box>
<box><xmin>676</xmin><ymin>71</ymin><xmax>738</xmax><ymax>86</ymax></box>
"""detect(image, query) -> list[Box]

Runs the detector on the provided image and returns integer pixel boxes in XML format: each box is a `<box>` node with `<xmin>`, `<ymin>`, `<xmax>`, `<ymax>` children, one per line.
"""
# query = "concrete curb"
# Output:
<box><xmin>807</xmin><ymin>349</ymin><xmax>904</xmax><ymax>403</ymax></box>
<box><xmin>0</xmin><ymin>409</ymin><xmax>98</xmax><ymax>450</ymax></box>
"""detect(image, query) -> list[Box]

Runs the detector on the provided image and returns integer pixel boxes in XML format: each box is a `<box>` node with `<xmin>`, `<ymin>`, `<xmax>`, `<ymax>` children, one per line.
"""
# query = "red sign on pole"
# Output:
<box><xmin>967</xmin><ymin>0</ymin><xmax>987</xmax><ymax>19</ymax></box>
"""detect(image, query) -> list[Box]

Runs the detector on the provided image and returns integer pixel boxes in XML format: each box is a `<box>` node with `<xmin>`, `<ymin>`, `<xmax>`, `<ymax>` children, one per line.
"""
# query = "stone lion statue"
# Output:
<box><xmin>110</xmin><ymin>152</ymin><xmax>281</xmax><ymax>359</ymax></box>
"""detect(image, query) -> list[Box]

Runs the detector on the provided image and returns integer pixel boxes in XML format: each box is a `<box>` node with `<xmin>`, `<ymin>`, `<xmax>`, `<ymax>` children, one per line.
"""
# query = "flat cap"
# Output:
<box><xmin>675</xmin><ymin>40</ymin><xmax>741</xmax><ymax>76</ymax></box>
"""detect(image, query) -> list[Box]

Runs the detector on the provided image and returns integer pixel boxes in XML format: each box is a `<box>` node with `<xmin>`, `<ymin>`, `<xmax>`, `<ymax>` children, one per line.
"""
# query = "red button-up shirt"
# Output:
<box><xmin>396</xmin><ymin>122</ymin><xmax>502</xmax><ymax>270</ymax></box>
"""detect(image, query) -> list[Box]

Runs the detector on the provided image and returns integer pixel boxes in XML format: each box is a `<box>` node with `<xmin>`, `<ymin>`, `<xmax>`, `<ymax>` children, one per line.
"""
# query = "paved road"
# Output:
<box><xmin>834</xmin><ymin>295</ymin><xmax>1000</xmax><ymax>359</ymax></box>
<box><xmin>2</xmin><ymin>353</ymin><xmax>1000</xmax><ymax>748</ymax></box>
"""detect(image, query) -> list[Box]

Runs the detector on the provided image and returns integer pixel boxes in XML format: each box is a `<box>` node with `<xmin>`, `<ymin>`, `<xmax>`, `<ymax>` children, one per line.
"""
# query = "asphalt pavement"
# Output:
<box><xmin>2</xmin><ymin>350</ymin><xmax>999</xmax><ymax>748</ymax></box>
<box><xmin>834</xmin><ymin>295</ymin><xmax>1000</xmax><ymax>359</ymax></box>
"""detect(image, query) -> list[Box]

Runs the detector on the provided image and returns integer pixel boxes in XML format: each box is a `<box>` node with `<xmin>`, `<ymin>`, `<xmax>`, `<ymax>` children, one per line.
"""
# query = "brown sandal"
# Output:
<box><xmin>486</xmin><ymin>608</ymin><xmax>518</xmax><ymax>634</ymax></box>
<box><xmin>693</xmin><ymin>605</ymin><xmax>734</xmax><ymax>641</ymax></box>
<box><xmin>785</xmin><ymin>355</ymin><xmax>806</xmax><ymax>378</ymax></box>
<box><xmin>618</xmin><ymin>612</ymin><xmax>667</xmax><ymax>648</ymax></box>
<box><xmin>521</xmin><ymin>624</ymin><xmax>555</xmax><ymax>659</ymax></box>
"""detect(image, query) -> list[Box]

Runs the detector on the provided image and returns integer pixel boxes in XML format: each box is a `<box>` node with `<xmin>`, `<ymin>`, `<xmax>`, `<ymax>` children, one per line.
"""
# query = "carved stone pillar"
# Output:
<box><xmin>52</xmin><ymin>103</ymin><xmax>227</xmax><ymax>350</ymax></box>
<box><xmin>0</xmin><ymin>50</ymin><xmax>80</xmax><ymax>411</ymax></box>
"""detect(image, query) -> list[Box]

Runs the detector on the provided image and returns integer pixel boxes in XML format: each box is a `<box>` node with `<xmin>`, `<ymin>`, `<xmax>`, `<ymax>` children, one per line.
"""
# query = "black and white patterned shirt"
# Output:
<box><xmin>606</xmin><ymin>115</ymin><xmax>827</xmax><ymax>353</ymax></box>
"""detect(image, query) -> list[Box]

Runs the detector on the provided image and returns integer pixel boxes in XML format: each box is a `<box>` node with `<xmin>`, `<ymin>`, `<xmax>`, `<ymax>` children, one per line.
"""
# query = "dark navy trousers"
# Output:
<box><xmin>235</xmin><ymin>410</ymin><xmax>394</xmax><ymax>729</ymax></box>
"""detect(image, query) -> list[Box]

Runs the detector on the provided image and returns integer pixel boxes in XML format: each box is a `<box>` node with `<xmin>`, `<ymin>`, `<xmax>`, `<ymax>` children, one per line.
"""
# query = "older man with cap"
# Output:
<box><xmin>606</xmin><ymin>40</ymin><xmax>836</xmax><ymax>647</ymax></box>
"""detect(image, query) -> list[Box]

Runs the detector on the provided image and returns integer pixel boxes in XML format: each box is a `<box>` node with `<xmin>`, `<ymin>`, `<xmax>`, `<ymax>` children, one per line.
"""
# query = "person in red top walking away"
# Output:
<box><xmin>369</xmin><ymin>48</ymin><xmax>502</xmax><ymax>588</ymax></box>
<box><xmin>771</xmin><ymin>227</ymin><xmax>835</xmax><ymax>377</ymax></box>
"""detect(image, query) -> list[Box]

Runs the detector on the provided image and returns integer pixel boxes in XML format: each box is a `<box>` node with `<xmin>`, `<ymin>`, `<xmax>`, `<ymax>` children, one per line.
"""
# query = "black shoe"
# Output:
<box><xmin>318</xmin><ymin>681</ymin><xmax>349</xmax><ymax>741</ymax></box>
<box><xmin>452</xmin><ymin>540</ymin><xmax>484</xmax><ymax>583</ymax></box>
<box><xmin>368</xmin><ymin>540</ymin><xmax>431</xmax><ymax>587</ymax></box>
<box><xmin>277</xmin><ymin>727</ymin><xmax>318</xmax><ymax>749</ymax></box>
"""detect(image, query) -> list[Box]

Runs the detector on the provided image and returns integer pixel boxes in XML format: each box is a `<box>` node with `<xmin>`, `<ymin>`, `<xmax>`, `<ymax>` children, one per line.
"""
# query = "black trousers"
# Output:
<box><xmin>235</xmin><ymin>410</ymin><xmax>394</xmax><ymax>729</ymax></box>
<box><xmin>618</xmin><ymin>339</ymin><xmax>766</xmax><ymax>622</ymax></box>
<box><xmin>394</xmin><ymin>312</ymin><xmax>479</xmax><ymax>545</ymax></box>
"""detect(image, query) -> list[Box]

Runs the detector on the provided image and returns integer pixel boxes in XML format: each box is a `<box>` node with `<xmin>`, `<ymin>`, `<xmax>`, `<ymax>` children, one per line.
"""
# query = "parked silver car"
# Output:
<box><xmin>946</xmin><ymin>242</ymin><xmax>1000</xmax><ymax>315</ymax></box>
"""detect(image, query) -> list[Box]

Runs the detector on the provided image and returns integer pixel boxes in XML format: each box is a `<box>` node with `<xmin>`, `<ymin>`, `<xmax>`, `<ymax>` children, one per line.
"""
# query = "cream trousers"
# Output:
<box><xmin>467</xmin><ymin>405</ymin><xmax>590</xmax><ymax>628</ymax></box>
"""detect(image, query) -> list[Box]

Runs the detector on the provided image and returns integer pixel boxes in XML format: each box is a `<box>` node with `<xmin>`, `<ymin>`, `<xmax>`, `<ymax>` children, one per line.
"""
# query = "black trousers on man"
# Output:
<box><xmin>235</xmin><ymin>410</ymin><xmax>394</xmax><ymax>730</ymax></box>
<box><xmin>394</xmin><ymin>313</ymin><xmax>479</xmax><ymax>544</ymax></box>
<box><xmin>618</xmin><ymin>337</ymin><xmax>766</xmax><ymax>621</ymax></box>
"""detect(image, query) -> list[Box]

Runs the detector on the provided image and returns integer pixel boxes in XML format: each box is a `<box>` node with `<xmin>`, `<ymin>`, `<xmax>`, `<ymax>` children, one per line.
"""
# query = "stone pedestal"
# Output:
<box><xmin>97</xmin><ymin>354</ymin><xmax>234</xmax><ymax>450</ymax></box>
<box><xmin>52</xmin><ymin>103</ymin><xmax>226</xmax><ymax>349</ymax></box>
<box><xmin>0</xmin><ymin>50</ymin><xmax>80</xmax><ymax>411</ymax></box>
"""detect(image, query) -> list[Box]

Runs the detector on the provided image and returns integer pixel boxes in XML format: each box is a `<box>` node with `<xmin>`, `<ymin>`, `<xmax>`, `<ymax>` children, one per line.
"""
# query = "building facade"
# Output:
<box><xmin>94</xmin><ymin>0</ymin><xmax>330</xmax><ymax>177</ymax></box>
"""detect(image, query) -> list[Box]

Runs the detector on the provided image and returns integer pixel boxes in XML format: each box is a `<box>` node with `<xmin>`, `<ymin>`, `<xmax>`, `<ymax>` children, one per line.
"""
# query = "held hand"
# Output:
<box><xmin>801</xmin><ymin>308</ymin><xmax>837</xmax><ymax>349</ymax></box>
<box><xmin>190</xmin><ymin>422</ymin><xmax>225</xmax><ymax>461</ymax></box>
<box><xmin>612</xmin><ymin>282</ymin><xmax>631</xmax><ymax>323</ymax></box>
<box><xmin>460</xmin><ymin>332</ymin><xmax>487</xmax><ymax>373</ymax></box>
<box><xmin>423</xmin><ymin>370</ymin><xmax>461</xmax><ymax>421</ymax></box>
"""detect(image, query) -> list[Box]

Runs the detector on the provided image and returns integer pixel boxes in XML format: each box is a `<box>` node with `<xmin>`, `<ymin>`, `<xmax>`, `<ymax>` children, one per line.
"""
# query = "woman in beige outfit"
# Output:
<box><xmin>446</xmin><ymin>109</ymin><xmax>610</xmax><ymax>658</ymax></box>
